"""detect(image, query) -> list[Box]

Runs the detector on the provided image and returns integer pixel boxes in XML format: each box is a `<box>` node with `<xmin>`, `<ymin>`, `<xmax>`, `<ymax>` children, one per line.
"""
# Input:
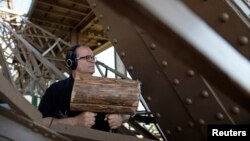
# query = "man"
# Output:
<box><xmin>38</xmin><ymin>45</ymin><xmax>129</xmax><ymax>131</ymax></box>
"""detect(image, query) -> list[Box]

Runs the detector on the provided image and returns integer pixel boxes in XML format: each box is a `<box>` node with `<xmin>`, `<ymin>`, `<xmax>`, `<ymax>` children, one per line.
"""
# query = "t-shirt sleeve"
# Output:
<box><xmin>38</xmin><ymin>86</ymin><xmax>56</xmax><ymax>118</ymax></box>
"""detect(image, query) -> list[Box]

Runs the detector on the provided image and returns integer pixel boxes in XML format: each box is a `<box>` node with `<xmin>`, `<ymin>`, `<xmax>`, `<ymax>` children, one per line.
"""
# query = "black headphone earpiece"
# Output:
<box><xmin>65</xmin><ymin>45</ymin><xmax>81</xmax><ymax>70</ymax></box>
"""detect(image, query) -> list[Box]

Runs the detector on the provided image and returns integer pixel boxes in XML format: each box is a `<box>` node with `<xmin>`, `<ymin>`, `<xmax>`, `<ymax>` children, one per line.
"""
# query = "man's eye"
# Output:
<box><xmin>86</xmin><ymin>56</ymin><xmax>91</xmax><ymax>59</ymax></box>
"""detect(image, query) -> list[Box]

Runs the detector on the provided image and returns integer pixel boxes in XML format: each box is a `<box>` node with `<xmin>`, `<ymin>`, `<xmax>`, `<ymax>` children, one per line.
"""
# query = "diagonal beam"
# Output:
<box><xmin>2</xmin><ymin>22</ymin><xmax>65</xmax><ymax>79</ymax></box>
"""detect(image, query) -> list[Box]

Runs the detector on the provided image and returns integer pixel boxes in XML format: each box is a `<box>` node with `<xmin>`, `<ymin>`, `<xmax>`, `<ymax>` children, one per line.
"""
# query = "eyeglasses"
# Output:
<box><xmin>77</xmin><ymin>55</ymin><xmax>97</xmax><ymax>62</ymax></box>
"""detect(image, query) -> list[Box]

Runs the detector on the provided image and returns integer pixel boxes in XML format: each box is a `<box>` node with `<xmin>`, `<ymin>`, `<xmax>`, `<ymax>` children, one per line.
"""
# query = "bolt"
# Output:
<box><xmin>219</xmin><ymin>13</ymin><xmax>229</xmax><ymax>22</ymax></box>
<box><xmin>120</xmin><ymin>52</ymin><xmax>125</xmax><ymax>57</ymax></box>
<box><xmin>216</xmin><ymin>112</ymin><xmax>224</xmax><ymax>120</ymax></box>
<box><xmin>155</xmin><ymin>113</ymin><xmax>161</xmax><ymax>118</ymax></box>
<box><xmin>187</xmin><ymin>70</ymin><xmax>195</xmax><ymax>77</ymax></box>
<box><xmin>176</xmin><ymin>126</ymin><xmax>182</xmax><ymax>132</ymax></box>
<box><xmin>238</xmin><ymin>36</ymin><xmax>248</xmax><ymax>46</ymax></box>
<box><xmin>198</xmin><ymin>119</ymin><xmax>205</xmax><ymax>125</ymax></box>
<box><xmin>99</xmin><ymin>14</ymin><xmax>103</xmax><ymax>20</ymax></box>
<box><xmin>201</xmin><ymin>90</ymin><xmax>209</xmax><ymax>98</ymax></box>
<box><xmin>188</xmin><ymin>121</ymin><xmax>194</xmax><ymax>127</ymax></box>
<box><xmin>106</xmin><ymin>26</ymin><xmax>110</xmax><ymax>32</ymax></box>
<box><xmin>185</xmin><ymin>98</ymin><xmax>193</xmax><ymax>105</ymax></box>
<box><xmin>162</xmin><ymin>60</ymin><xmax>168</xmax><ymax>67</ymax></box>
<box><xmin>173</xmin><ymin>79</ymin><xmax>180</xmax><ymax>85</ymax></box>
<box><xmin>231</xmin><ymin>106</ymin><xmax>240</xmax><ymax>114</ymax></box>
<box><xmin>113</xmin><ymin>39</ymin><xmax>118</xmax><ymax>44</ymax></box>
<box><xmin>165</xmin><ymin>129</ymin><xmax>171</xmax><ymax>135</ymax></box>
<box><xmin>147</xmin><ymin>96</ymin><xmax>152</xmax><ymax>101</ymax></box>
<box><xmin>151</xmin><ymin>43</ymin><xmax>156</xmax><ymax>50</ymax></box>
<box><xmin>128</xmin><ymin>66</ymin><xmax>133</xmax><ymax>71</ymax></box>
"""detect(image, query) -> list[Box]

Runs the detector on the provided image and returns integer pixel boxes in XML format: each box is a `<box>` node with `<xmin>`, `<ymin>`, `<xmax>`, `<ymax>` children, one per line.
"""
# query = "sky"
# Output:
<box><xmin>12</xmin><ymin>0</ymin><xmax>32</xmax><ymax>15</ymax></box>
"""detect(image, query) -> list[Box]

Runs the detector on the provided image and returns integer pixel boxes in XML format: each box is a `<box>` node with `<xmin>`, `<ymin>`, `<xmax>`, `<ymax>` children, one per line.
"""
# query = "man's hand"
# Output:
<box><xmin>74</xmin><ymin>112</ymin><xmax>97</xmax><ymax>128</ymax></box>
<box><xmin>105</xmin><ymin>114</ymin><xmax>124</xmax><ymax>129</ymax></box>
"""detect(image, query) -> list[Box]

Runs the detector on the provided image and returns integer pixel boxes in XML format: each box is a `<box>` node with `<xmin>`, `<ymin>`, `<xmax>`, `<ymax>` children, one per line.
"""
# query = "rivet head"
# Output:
<box><xmin>231</xmin><ymin>106</ymin><xmax>240</xmax><ymax>114</ymax></box>
<box><xmin>238</xmin><ymin>36</ymin><xmax>248</xmax><ymax>46</ymax></box>
<box><xmin>151</xmin><ymin>43</ymin><xmax>156</xmax><ymax>50</ymax></box>
<box><xmin>173</xmin><ymin>79</ymin><xmax>180</xmax><ymax>85</ymax></box>
<box><xmin>162</xmin><ymin>60</ymin><xmax>168</xmax><ymax>67</ymax></box>
<box><xmin>106</xmin><ymin>26</ymin><xmax>110</xmax><ymax>32</ymax></box>
<box><xmin>201</xmin><ymin>90</ymin><xmax>209</xmax><ymax>98</ymax></box>
<box><xmin>185</xmin><ymin>98</ymin><xmax>193</xmax><ymax>105</ymax></box>
<box><xmin>120</xmin><ymin>52</ymin><xmax>125</xmax><ymax>57</ymax></box>
<box><xmin>198</xmin><ymin>119</ymin><xmax>205</xmax><ymax>125</ymax></box>
<box><xmin>99</xmin><ymin>14</ymin><xmax>103</xmax><ymax>20</ymax></box>
<box><xmin>155</xmin><ymin>113</ymin><xmax>161</xmax><ymax>118</ymax></box>
<box><xmin>187</xmin><ymin>70</ymin><xmax>195</xmax><ymax>77</ymax></box>
<box><xmin>128</xmin><ymin>66</ymin><xmax>133</xmax><ymax>71</ymax></box>
<box><xmin>113</xmin><ymin>39</ymin><xmax>118</xmax><ymax>44</ymax></box>
<box><xmin>147</xmin><ymin>96</ymin><xmax>151</xmax><ymax>101</ymax></box>
<box><xmin>92</xmin><ymin>3</ymin><xmax>97</xmax><ymax>8</ymax></box>
<box><xmin>216</xmin><ymin>112</ymin><xmax>224</xmax><ymax>120</ymax></box>
<box><xmin>219</xmin><ymin>13</ymin><xmax>229</xmax><ymax>22</ymax></box>
<box><xmin>165</xmin><ymin>129</ymin><xmax>171</xmax><ymax>135</ymax></box>
<box><xmin>176</xmin><ymin>126</ymin><xmax>182</xmax><ymax>132</ymax></box>
<box><xmin>188</xmin><ymin>121</ymin><xmax>194</xmax><ymax>127</ymax></box>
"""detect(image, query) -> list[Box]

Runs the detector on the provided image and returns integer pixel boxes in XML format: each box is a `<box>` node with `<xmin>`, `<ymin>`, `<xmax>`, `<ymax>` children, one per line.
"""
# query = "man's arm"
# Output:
<box><xmin>42</xmin><ymin>112</ymin><xmax>97</xmax><ymax>128</ymax></box>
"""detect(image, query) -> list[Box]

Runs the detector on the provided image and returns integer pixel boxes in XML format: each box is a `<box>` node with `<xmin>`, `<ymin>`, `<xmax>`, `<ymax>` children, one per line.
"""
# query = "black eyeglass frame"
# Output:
<box><xmin>77</xmin><ymin>55</ymin><xmax>97</xmax><ymax>62</ymax></box>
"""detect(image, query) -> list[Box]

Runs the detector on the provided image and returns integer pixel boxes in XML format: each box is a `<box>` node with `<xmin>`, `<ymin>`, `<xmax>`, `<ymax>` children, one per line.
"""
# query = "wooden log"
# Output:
<box><xmin>70</xmin><ymin>74</ymin><xmax>141</xmax><ymax>115</ymax></box>
<box><xmin>70</xmin><ymin>103</ymin><xmax>136</xmax><ymax>114</ymax></box>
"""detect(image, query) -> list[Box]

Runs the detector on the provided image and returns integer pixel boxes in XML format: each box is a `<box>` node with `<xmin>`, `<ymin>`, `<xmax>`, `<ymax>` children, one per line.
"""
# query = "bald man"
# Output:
<box><xmin>39</xmin><ymin>45</ymin><xmax>129</xmax><ymax>131</ymax></box>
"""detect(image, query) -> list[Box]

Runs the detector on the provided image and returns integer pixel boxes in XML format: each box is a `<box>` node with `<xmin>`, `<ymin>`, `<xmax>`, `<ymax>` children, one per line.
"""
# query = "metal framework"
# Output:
<box><xmin>0</xmin><ymin>8</ymin><xmax>67</xmax><ymax>96</ymax></box>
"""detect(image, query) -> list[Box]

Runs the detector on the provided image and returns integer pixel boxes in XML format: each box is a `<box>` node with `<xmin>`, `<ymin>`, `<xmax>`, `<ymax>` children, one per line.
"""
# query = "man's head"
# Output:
<box><xmin>66</xmin><ymin>45</ymin><xmax>96</xmax><ymax>75</ymax></box>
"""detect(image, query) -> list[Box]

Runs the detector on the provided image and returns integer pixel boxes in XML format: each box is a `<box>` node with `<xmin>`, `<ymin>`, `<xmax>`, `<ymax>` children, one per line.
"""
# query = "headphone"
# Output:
<box><xmin>65</xmin><ymin>44</ymin><xmax>81</xmax><ymax>70</ymax></box>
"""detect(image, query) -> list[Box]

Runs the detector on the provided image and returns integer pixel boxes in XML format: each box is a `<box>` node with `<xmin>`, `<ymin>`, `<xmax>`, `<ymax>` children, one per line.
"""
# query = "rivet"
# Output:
<box><xmin>173</xmin><ymin>79</ymin><xmax>180</xmax><ymax>85</ymax></box>
<box><xmin>187</xmin><ymin>70</ymin><xmax>195</xmax><ymax>77</ymax></box>
<box><xmin>185</xmin><ymin>98</ymin><xmax>193</xmax><ymax>105</ymax></box>
<box><xmin>198</xmin><ymin>119</ymin><xmax>205</xmax><ymax>125</ymax></box>
<box><xmin>147</xmin><ymin>96</ymin><xmax>151</xmax><ymax>101</ymax></box>
<box><xmin>128</xmin><ymin>66</ymin><xmax>133</xmax><ymax>71</ymax></box>
<box><xmin>151</xmin><ymin>43</ymin><xmax>156</xmax><ymax>50</ymax></box>
<box><xmin>219</xmin><ymin>13</ymin><xmax>229</xmax><ymax>22</ymax></box>
<box><xmin>162</xmin><ymin>60</ymin><xmax>168</xmax><ymax>67</ymax></box>
<box><xmin>113</xmin><ymin>39</ymin><xmax>118</xmax><ymax>44</ymax></box>
<box><xmin>231</xmin><ymin>106</ymin><xmax>240</xmax><ymax>114</ymax></box>
<box><xmin>155</xmin><ymin>113</ymin><xmax>161</xmax><ymax>118</ymax></box>
<box><xmin>215</xmin><ymin>112</ymin><xmax>224</xmax><ymax>120</ymax></box>
<box><xmin>238</xmin><ymin>36</ymin><xmax>248</xmax><ymax>46</ymax></box>
<box><xmin>120</xmin><ymin>52</ymin><xmax>125</xmax><ymax>57</ymax></box>
<box><xmin>165</xmin><ymin>129</ymin><xmax>171</xmax><ymax>135</ymax></box>
<box><xmin>106</xmin><ymin>26</ymin><xmax>110</xmax><ymax>32</ymax></box>
<box><xmin>201</xmin><ymin>90</ymin><xmax>209</xmax><ymax>98</ymax></box>
<box><xmin>176</xmin><ymin>126</ymin><xmax>182</xmax><ymax>132</ymax></box>
<box><xmin>99</xmin><ymin>14</ymin><xmax>103</xmax><ymax>20</ymax></box>
<box><xmin>92</xmin><ymin>3</ymin><xmax>97</xmax><ymax>8</ymax></box>
<box><xmin>188</xmin><ymin>121</ymin><xmax>194</xmax><ymax>127</ymax></box>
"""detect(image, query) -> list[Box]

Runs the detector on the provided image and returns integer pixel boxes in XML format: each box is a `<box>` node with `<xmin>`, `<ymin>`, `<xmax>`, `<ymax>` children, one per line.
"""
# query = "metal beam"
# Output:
<box><xmin>98</xmin><ymin>0</ymin><xmax>250</xmax><ymax>111</ymax></box>
<box><xmin>51</xmin><ymin>124</ymin><xmax>156</xmax><ymax>141</ymax></box>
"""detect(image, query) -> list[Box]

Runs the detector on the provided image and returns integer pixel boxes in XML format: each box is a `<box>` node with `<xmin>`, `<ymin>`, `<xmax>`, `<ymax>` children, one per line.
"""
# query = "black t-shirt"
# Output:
<box><xmin>38</xmin><ymin>76</ymin><xmax>110</xmax><ymax>132</ymax></box>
